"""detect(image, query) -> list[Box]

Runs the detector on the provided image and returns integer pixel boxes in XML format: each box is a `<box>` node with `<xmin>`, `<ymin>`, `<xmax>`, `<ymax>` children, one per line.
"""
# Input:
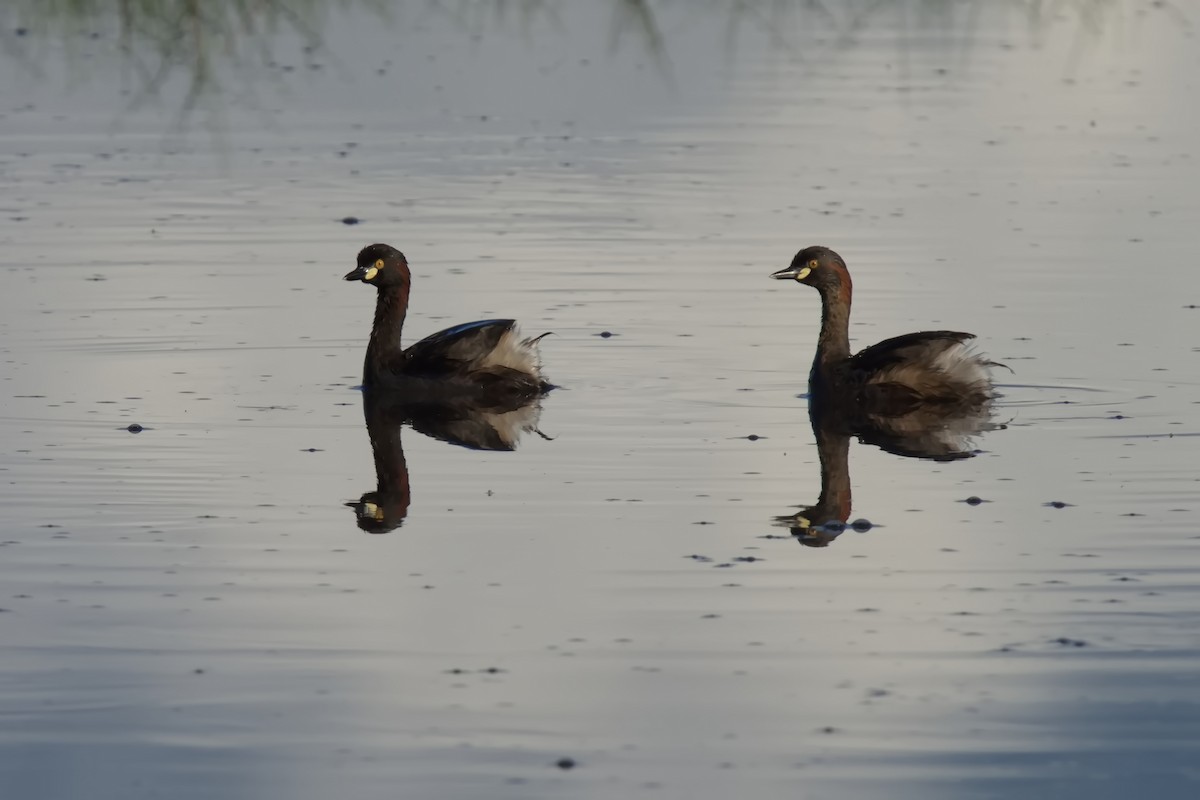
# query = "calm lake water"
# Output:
<box><xmin>2</xmin><ymin>2</ymin><xmax>1199</xmax><ymax>798</ymax></box>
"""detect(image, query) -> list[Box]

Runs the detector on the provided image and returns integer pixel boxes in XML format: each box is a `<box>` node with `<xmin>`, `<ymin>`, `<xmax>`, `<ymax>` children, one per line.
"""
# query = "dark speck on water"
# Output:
<box><xmin>555</xmin><ymin>758</ymin><xmax>577</xmax><ymax>770</ymax></box>
<box><xmin>341</xmin><ymin>216</ymin><xmax>361</xmax><ymax>225</ymax></box>
<box><xmin>125</xmin><ymin>424</ymin><xmax>143</xmax><ymax>433</ymax></box>
<box><xmin>850</xmin><ymin>519</ymin><xmax>873</xmax><ymax>532</ymax></box>
<box><xmin>964</xmin><ymin>496</ymin><xmax>985</xmax><ymax>505</ymax></box>
<box><xmin>1045</xmin><ymin>501</ymin><xmax>1073</xmax><ymax>509</ymax></box>
<box><xmin>596</xmin><ymin>331</ymin><xmax>615</xmax><ymax>338</ymax></box>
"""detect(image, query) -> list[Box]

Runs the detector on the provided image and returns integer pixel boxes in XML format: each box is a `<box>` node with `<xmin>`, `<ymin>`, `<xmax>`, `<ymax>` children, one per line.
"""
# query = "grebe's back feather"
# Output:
<box><xmin>398</xmin><ymin>319</ymin><xmax>546</xmax><ymax>382</ymax></box>
<box><xmin>846</xmin><ymin>330</ymin><xmax>998</xmax><ymax>410</ymax></box>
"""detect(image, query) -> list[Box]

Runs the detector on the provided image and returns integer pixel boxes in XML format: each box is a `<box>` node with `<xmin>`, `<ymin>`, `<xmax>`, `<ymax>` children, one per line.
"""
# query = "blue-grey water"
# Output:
<box><xmin>2</xmin><ymin>2</ymin><xmax>1199</xmax><ymax>798</ymax></box>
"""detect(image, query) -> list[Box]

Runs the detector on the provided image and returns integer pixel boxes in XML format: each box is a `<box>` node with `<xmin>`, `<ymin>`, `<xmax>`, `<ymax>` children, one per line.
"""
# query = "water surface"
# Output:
<box><xmin>2</xmin><ymin>2</ymin><xmax>1199</xmax><ymax>798</ymax></box>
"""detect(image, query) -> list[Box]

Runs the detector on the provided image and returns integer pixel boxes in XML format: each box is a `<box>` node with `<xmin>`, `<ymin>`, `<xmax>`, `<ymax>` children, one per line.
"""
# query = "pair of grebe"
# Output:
<box><xmin>344</xmin><ymin>242</ymin><xmax>998</xmax><ymax>409</ymax></box>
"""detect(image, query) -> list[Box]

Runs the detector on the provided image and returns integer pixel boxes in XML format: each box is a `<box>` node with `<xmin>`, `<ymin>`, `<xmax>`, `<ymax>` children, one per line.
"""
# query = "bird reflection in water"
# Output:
<box><xmin>778</xmin><ymin>394</ymin><xmax>1004</xmax><ymax>547</ymax></box>
<box><xmin>347</xmin><ymin>389</ymin><xmax>547</xmax><ymax>533</ymax></box>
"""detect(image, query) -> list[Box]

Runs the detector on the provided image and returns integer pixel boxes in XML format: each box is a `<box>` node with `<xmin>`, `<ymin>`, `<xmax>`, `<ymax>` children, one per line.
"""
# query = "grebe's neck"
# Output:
<box><xmin>365</xmin><ymin>285</ymin><xmax>410</xmax><ymax>381</ymax></box>
<box><xmin>792</xmin><ymin>414</ymin><xmax>852</xmax><ymax>546</ymax></box>
<box><xmin>811</xmin><ymin>274</ymin><xmax>853</xmax><ymax>378</ymax></box>
<box><xmin>814</xmin><ymin>419</ymin><xmax>852</xmax><ymax>525</ymax></box>
<box><xmin>365</xmin><ymin>393</ymin><xmax>411</xmax><ymax>520</ymax></box>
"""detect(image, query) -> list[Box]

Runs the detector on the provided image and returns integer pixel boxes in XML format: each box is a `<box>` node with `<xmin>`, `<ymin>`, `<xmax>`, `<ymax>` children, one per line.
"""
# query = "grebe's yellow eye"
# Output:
<box><xmin>808</xmin><ymin>259</ymin><xmax>819</xmax><ymax>270</ymax></box>
<box><xmin>374</xmin><ymin>259</ymin><xmax>384</xmax><ymax>270</ymax></box>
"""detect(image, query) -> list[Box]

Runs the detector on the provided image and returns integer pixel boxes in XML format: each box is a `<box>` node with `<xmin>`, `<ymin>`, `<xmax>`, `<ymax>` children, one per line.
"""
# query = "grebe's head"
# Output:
<box><xmin>344</xmin><ymin>243</ymin><xmax>410</xmax><ymax>288</ymax></box>
<box><xmin>770</xmin><ymin>245</ymin><xmax>847</xmax><ymax>290</ymax></box>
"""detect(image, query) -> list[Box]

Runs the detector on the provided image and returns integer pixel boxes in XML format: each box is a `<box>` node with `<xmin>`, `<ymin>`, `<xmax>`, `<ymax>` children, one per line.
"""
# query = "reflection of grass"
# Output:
<box><xmin>611</xmin><ymin>0</ymin><xmax>671</xmax><ymax>74</ymax></box>
<box><xmin>0</xmin><ymin>0</ymin><xmax>372</xmax><ymax>128</ymax></box>
<box><xmin>616</xmin><ymin>0</ymin><xmax>1165</xmax><ymax>52</ymax></box>
<box><xmin>0</xmin><ymin>0</ymin><xmax>1168</xmax><ymax>125</ymax></box>
<box><xmin>114</xmin><ymin>1</ymin><xmax>324</xmax><ymax>122</ymax></box>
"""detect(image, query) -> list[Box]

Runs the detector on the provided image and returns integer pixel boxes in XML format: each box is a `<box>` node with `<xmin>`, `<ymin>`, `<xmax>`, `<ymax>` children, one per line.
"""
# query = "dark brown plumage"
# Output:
<box><xmin>344</xmin><ymin>243</ymin><xmax>551</xmax><ymax>403</ymax></box>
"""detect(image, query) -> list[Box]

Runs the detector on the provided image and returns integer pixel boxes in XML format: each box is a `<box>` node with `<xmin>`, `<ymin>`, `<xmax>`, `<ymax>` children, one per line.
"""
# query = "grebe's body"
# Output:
<box><xmin>345</xmin><ymin>243</ymin><xmax>550</xmax><ymax>403</ymax></box>
<box><xmin>772</xmin><ymin>246</ymin><xmax>998</xmax><ymax>417</ymax></box>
